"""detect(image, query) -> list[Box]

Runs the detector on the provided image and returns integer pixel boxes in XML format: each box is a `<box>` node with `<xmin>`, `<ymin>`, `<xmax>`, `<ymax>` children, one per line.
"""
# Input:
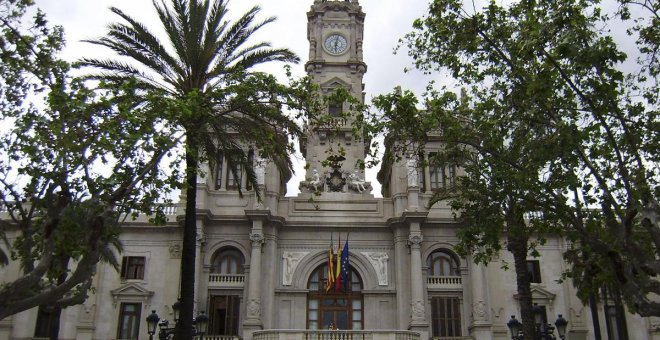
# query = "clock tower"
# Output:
<box><xmin>300</xmin><ymin>0</ymin><xmax>370</xmax><ymax>194</ymax></box>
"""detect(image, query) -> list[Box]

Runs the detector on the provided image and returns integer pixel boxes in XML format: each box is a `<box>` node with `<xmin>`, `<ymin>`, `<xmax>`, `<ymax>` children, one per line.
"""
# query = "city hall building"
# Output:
<box><xmin>1</xmin><ymin>0</ymin><xmax>658</xmax><ymax>339</ymax></box>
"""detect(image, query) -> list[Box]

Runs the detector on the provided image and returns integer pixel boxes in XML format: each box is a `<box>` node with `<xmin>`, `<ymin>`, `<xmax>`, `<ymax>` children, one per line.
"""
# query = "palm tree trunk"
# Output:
<box><xmin>177</xmin><ymin>136</ymin><xmax>199</xmax><ymax>340</ymax></box>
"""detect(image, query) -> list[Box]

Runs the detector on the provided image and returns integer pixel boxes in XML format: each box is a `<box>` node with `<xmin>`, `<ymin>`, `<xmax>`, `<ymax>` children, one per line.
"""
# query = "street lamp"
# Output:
<box><xmin>196</xmin><ymin>311</ymin><xmax>209</xmax><ymax>339</ymax></box>
<box><xmin>146</xmin><ymin>310</ymin><xmax>159</xmax><ymax>340</ymax></box>
<box><xmin>172</xmin><ymin>299</ymin><xmax>182</xmax><ymax>323</ymax></box>
<box><xmin>146</xmin><ymin>299</ymin><xmax>197</xmax><ymax>340</ymax></box>
<box><xmin>507</xmin><ymin>315</ymin><xmax>523</xmax><ymax>340</ymax></box>
<box><xmin>508</xmin><ymin>311</ymin><xmax>569</xmax><ymax>340</ymax></box>
<box><xmin>555</xmin><ymin>314</ymin><xmax>568</xmax><ymax>340</ymax></box>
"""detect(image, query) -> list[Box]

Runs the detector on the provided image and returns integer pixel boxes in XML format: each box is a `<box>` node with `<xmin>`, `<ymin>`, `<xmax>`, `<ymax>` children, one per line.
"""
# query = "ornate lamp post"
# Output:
<box><xmin>507</xmin><ymin>315</ymin><xmax>523</xmax><ymax>340</ymax></box>
<box><xmin>146</xmin><ymin>310</ymin><xmax>160</xmax><ymax>340</ymax></box>
<box><xmin>509</xmin><ymin>307</ymin><xmax>569</xmax><ymax>340</ymax></box>
<box><xmin>146</xmin><ymin>300</ymin><xmax>212</xmax><ymax>340</ymax></box>
<box><xmin>196</xmin><ymin>311</ymin><xmax>209</xmax><ymax>340</ymax></box>
<box><xmin>555</xmin><ymin>314</ymin><xmax>568</xmax><ymax>340</ymax></box>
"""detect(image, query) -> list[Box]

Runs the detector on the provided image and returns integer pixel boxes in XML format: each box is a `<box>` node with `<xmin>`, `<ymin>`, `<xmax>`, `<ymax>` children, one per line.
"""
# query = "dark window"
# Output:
<box><xmin>431</xmin><ymin>297</ymin><xmax>462</xmax><ymax>337</ymax></box>
<box><xmin>34</xmin><ymin>306</ymin><xmax>57</xmax><ymax>338</ymax></box>
<box><xmin>117</xmin><ymin>303</ymin><xmax>141</xmax><ymax>340</ymax></box>
<box><xmin>329</xmin><ymin>101</ymin><xmax>343</xmax><ymax>117</ymax></box>
<box><xmin>427</xmin><ymin>250</ymin><xmax>460</xmax><ymax>276</ymax></box>
<box><xmin>226</xmin><ymin>163</ymin><xmax>243</xmax><ymax>189</ymax></box>
<box><xmin>246</xmin><ymin>150</ymin><xmax>254</xmax><ymax>191</ymax></box>
<box><xmin>211</xmin><ymin>248</ymin><xmax>244</xmax><ymax>274</ymax></box>
<box><xmin>121</xmin><ymin>256</ymin><xmax>145</xmax><ymax>280</ymax></box>
<box><xmin>209</xmin><ymin>295</ymin><xmax>240</xmax><ymax>336</ymax></box>
<box><xmin>428</xmin><ymin>153</ymin><xmax>456</xmax><ymax>191</ymax></box>
<box><xmin>418</xmin><ymin>153</ymin><xmax>426</xmax><ymax>192</ymax></box>
<box><xmin>526</xmin><ymin>260</ymin><xmax>542</xmax><ymax>283</ymax></box>
<box><xmin>606</xmin><ymin>305</ymin><xmax>629</xmax><ymax>340</ymax></box>
<box><xmin>214</xmin><ymin>156</ymin><xmax>224</xmax><ymax>190</ymax></box>
<box><xmin>307</xmin><ymin>263</ymin><xmax>363</xmax><ymax>330</ymax></box>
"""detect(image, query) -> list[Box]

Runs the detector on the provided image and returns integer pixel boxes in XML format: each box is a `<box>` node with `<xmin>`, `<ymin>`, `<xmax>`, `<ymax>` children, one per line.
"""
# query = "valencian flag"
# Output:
<box><xmin>335</xmin><ymin>234</ymin><xmax>342</xmax><ymax>292</ymax></box>
<box><xmin>340</xmin><ymin>238</ymin><xmax>350</xmax><ymax>291</ymax></box>
<box><xmin>326</xmin><ymin>233</ymin><xmax>335</xmax><ymax>292</ymax></box>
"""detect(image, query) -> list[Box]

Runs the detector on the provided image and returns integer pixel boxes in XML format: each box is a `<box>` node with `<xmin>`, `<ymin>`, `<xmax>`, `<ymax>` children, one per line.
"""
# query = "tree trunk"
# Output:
<box><xmin>176</xmin><ymin>136</ymin><xmax>199</xmax><ymax>340</ymax></box>
<box><xmin>48</xmin><ymin>306</ymin><xmax>62</xmax><ymax>340</ymax></box>
<box><xmin>589</xmin><ymin>292</ymin><xmax>602</xmax><ymax>340</ymax></box>
<box><xmin>507</xmin><ymin>226</ymin><xmax>535</xmax><ymax>340</ymax></box>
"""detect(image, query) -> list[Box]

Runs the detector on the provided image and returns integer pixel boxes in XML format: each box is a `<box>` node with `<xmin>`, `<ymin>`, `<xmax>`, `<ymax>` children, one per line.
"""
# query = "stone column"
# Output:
<box><xmin>194</xmin><ymin>221</ymin><xmax>205</xmax><ymax>312</ymax></box>
<box><xmin>246</xmin><ymin>231</ymin><xmax>264</xmax><ymax>324</ymax></box>
<box><xmin>409</xmin><ymin>233</ymin><xmax>425</xmax><ymax>321</ymax></box>
<box><xmin>243</xmin><ymin>216</ymin><xmax>265</xmax><ymax>340</ymax></box>
<box><xmin>469</xmin><ymin>262</ymin><xmax>493</xmax><ymax>340</ymax></box>
<box><xmin>404</xmin><ymin>211</ymin><xmax>429</xmax><ymax>339</ymax></box>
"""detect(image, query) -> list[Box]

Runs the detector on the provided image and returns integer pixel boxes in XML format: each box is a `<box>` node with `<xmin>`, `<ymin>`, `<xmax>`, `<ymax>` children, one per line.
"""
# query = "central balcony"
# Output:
<box><xmin>253</xmin><ymin>330</ymin><xmax>420</xmax><ymax>340</ymax></box>
<box><xmin>426</xmin><ymin>276</ymin><xmax>462</xmax><ymax>290</ymax></box>
<box><xmin>208</xmin><ymin>273</ymin><xmax>245</xmax><ymax>288</ymax></box>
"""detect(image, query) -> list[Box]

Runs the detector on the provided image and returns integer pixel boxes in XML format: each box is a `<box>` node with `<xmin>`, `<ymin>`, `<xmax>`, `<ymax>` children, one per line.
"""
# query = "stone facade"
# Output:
<box><xmin>1</xmin><ymin>1</ymin><xmax>660</xmax><ymax>340</ymax></box>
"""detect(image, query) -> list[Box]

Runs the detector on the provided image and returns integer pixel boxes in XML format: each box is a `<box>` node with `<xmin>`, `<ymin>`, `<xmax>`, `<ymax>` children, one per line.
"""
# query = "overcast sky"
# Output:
<box><xmin>32</xmin><ymin>0</ymin><xmax>442</xmax><ymax>196</ymax></box>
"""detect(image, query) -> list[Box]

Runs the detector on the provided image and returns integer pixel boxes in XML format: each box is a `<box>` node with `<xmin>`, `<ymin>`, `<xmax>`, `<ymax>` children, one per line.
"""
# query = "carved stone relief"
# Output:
<box><xmin>411</xmin><ymin>300</ymin><xmax>425</xmax><ymax>320</ymax></box>
<box><xmin>169</xmin><ymin>242</ymin><xmax>182</xmax><ymax>259</ymax></box>
<box><xmin>247</xmin><ymin>299</ymin><xmax>261</xmax><ymax>318</ymax></box>
<box><xmin>362</xmin><ymin>251</ymin><xmax>388</xmax><ymax>286</ymax></box>
<box><xmin>282</xmin><ymin>251</ymin><xmax>309</xmax><ymax>286</ymax></box>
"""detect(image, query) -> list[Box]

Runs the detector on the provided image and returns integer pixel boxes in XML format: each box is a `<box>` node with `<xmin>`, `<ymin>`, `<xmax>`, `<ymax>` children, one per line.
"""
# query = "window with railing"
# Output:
<box><xmin>307</xmin><ymin>263</ymin><xmax>363</xmax><ymax>330</ymax></box>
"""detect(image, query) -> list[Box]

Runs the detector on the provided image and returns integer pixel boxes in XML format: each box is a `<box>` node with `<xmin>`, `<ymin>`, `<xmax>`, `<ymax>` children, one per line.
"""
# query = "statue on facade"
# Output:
<box><xmin>348</xmin><ymin>170</ymin><xmax>369</xmax><ymax>193</ymax></box>
<box><xmin>406</xmin><ymin>155</ymin><xmax>419</xmax><ymax>187</ymax></box>
<box><xmin>254</xmin><ymin>156</ymin><xmax>267</xmax><ymax>186</ymax></box>
<box><xmin>300</xmin><ymin>169</ymin><xmax>324</xmax><ymax>192</ymax></box>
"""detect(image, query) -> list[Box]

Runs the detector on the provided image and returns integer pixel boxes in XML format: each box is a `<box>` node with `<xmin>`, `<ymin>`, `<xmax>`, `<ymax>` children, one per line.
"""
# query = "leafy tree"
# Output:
<box><xmin>0</xmin><ymin>0</ymin><xmax>177</xmax><ymax>324</ymax></box>
<box><xmin>79</xmin><ymin>0</ymin><xmax>309</xmax><ymax>337</ymax></box>
<box><xmin>370</xmin><ymin>0</ymin><xmax>658</xmax><ymax>337</ymax></box>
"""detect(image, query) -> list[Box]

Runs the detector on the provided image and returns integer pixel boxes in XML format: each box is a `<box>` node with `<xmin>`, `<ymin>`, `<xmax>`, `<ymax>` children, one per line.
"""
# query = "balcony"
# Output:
<box><xmin>208</xmin><ymin>274</ymin><xmax>245</xmax><ymax>288</ymax></box>
<box><xmin>427</xmin><ymin>276</ymin><xmax>462</xmax><ymax>290</ymax></box>
<box><xmin>253</xmin><ymin>330</ymin><xmax>420</xmax><ymax>340</ymax></box>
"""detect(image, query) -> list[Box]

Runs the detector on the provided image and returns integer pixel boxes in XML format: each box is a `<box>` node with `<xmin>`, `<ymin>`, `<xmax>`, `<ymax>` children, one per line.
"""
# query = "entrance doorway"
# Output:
<box><xmin>209</xmin><ymin>295</ymin><xmax>240</xmax><ymax>336</ymax></box>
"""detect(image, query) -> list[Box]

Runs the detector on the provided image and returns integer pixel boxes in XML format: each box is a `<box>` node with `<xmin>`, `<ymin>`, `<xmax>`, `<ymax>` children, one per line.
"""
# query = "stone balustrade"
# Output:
<box><xmin>426</xmin><ymin>276</ymin><xmax>463</xmax><ymax>290</ymax></box>
<box><xmin>253</xmin><ymin>330</ymin><xmax>420</xmax><ymax>340</ymax></box>
<box><xmin>208</xmin><ymin>273</ymin><xmax>245</xmax><ymax>288</ymax></box>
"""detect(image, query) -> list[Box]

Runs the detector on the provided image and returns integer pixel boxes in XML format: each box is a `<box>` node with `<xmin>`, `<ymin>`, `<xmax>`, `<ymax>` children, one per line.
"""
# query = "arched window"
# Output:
<box><xmin>427</xmin><ymin>250</ymin><xmax>460</xmax><ymax>276</ymax></box>
<box><xmin>211</xmin><ymin>248</ymin><xmax>244</xmax><ymax>274</ymax></box>
<box><xmin>307</xmin><ymin>263</ymin><xmax>363</xmax><ymax>330</ymax></box>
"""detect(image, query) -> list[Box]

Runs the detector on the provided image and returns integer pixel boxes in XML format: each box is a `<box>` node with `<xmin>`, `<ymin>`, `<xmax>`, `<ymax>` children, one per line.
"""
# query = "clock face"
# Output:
<box><xmin>324</xmin><ymin>34</ymin><xmax>348</xmax><ymax>55</ymax></box>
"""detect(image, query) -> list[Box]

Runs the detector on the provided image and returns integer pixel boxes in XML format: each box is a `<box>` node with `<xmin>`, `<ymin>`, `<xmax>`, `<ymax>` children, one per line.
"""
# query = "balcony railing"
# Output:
<box><xmin>427</xmin><ymin>276</ymin><xmax>462</xmax><ymax>290</ymax></box>
<box><xmin>253</xmin><ymin>330</ymin><xmax>420</xmax><ymax>340</ymax></box>
<box><xmin>208</xmin><ymin>273</ymin><xmax>245</xmax><ymax>288</ymax></box>
<box><xmin>431</xmin><ymin>337</ymin><xmax>474</xmax><ymax>340</ymax></box>
<box><xmin>197</xmin><ymin>336</ymin><xmax>242</xmax><ymax>340</ymax></box>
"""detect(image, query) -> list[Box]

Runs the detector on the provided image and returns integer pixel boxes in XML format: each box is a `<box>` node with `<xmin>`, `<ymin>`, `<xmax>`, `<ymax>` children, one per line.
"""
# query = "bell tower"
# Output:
<box><xmin>300</xmin><ymin>0</ymin><xmax>370</xmax><ymax>194</ymax></box>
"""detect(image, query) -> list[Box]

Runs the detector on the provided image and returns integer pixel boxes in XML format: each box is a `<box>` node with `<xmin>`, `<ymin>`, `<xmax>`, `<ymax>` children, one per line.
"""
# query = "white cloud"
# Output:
<box><xmin>34</xmin><ymin>0</ymin><xmax>441</xmax><ymax>197</ymax></box>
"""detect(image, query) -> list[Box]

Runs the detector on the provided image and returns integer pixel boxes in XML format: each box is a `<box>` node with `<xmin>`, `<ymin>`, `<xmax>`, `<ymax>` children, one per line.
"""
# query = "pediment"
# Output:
<box><xmin>320</xmin><ymin>77</ymin><xmax>352</xmax><ymax>91</ymax></box>
<box><xmin>110</xmin><ymin>283</ymin><xmax>154</xmax><ymax>307</ymax></box>
<box><xmin>514</xmin><ymin>285</ymin><xmax>556</xmax><ymax>304</ymax></box>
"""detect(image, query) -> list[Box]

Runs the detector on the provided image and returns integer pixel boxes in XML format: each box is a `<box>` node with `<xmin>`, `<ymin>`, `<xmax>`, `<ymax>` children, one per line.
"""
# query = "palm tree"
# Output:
<box><xmin>80</xmin><ymin>0</ymin><xmax>300</xmax><ymax>338</ymax></box>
